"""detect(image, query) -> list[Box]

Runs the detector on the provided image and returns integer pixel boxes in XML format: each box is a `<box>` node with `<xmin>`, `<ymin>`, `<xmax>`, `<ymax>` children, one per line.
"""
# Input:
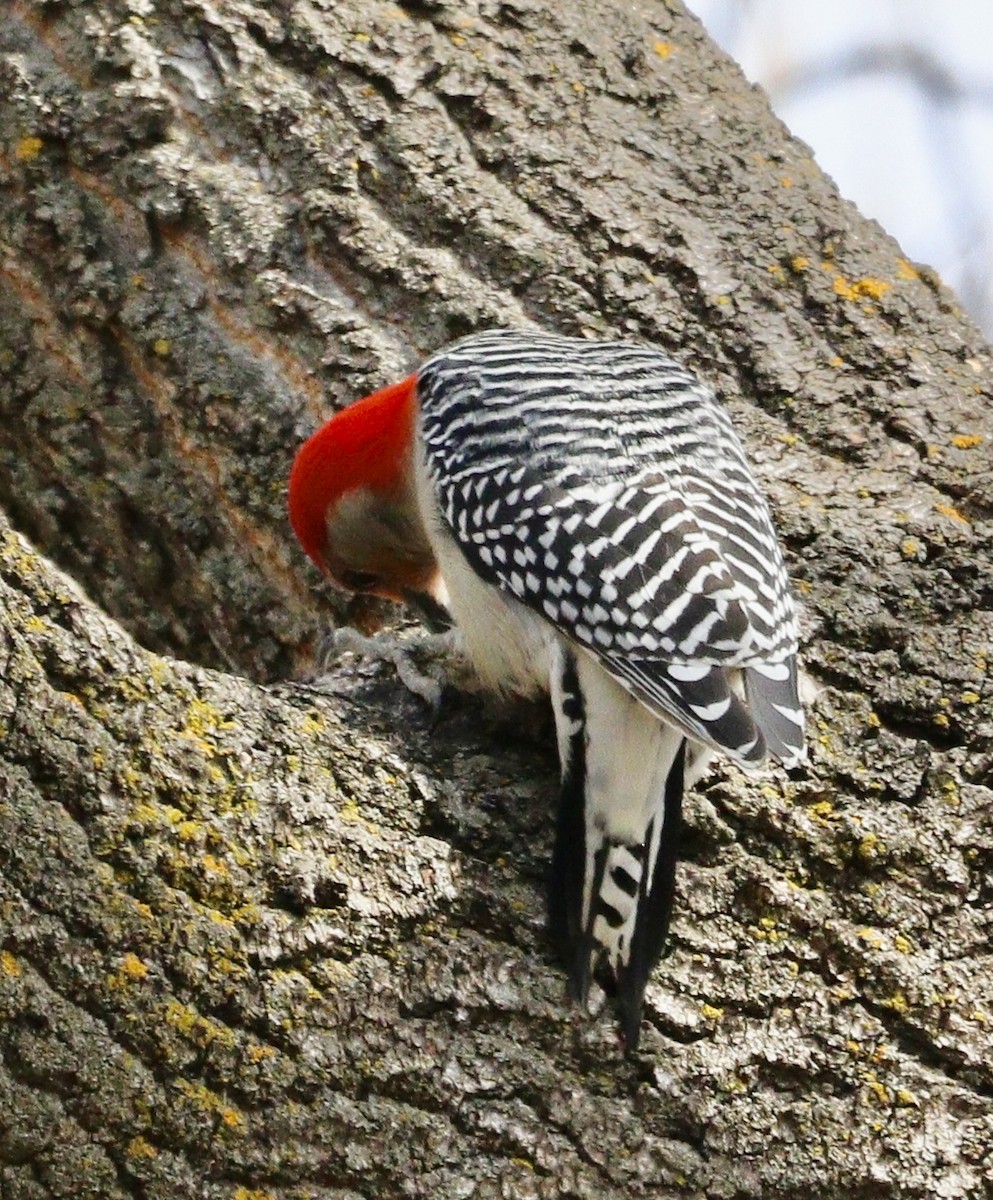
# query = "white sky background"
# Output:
<box><xmin>685</xmin><ymin>0</ymin><xmax>993</xmax><ymax>337</ymax></box>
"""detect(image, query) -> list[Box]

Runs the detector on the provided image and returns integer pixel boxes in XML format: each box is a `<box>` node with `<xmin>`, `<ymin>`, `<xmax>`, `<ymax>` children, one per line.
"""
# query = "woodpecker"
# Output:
<box><xmin>289</xmin><ymin>329</ymin><xmax>804</xmax><ymax>1050</ymax></box>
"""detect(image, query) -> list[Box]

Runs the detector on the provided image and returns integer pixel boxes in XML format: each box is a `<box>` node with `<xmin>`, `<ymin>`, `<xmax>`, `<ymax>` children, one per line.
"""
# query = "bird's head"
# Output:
<box><xmin>288</xmin><ymin>375</ymin><xmax>441</xmax><ymax>607</ymax></box>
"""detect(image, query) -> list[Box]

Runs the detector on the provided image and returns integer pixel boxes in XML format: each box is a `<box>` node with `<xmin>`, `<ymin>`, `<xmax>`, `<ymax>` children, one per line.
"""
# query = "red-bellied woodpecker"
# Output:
<box><xmin>289</xmin><ymin>329</ymin><xmax>804</xmax><ymax>1050</ymax></box>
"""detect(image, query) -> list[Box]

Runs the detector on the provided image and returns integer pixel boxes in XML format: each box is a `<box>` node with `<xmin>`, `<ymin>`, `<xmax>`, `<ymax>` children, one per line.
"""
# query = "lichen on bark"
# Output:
<box><xmin>1</xmin><ymin>0</ymin><xmax>991</xmax><ymax>1197</ymax></box>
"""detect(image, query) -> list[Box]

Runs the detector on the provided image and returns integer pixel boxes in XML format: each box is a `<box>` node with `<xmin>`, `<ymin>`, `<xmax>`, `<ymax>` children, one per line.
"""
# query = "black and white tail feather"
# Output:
<box><xmin>550</xmin><ymin>647</ymin><xmax>691</xmax><ymax>1048</ymax></box>
<box><xmin>415</xmin><ymin>330</ymin><xmax>806</xmax><ymax>1050</ymax></box>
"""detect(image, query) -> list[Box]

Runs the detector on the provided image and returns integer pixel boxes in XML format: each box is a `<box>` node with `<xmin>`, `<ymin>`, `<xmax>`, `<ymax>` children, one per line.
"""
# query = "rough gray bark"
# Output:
<box><xmin>1</xmin><ymin>1</ymin><xmax>991</xmax><ymax>1198</ymax></box>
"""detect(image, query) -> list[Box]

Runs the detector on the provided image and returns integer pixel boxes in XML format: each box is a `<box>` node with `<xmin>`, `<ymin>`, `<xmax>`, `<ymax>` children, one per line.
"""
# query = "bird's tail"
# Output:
<box><xmin>549</xmin><ymin>649</ymin><xmax>688</xmax><ymax>1052</ymax></box>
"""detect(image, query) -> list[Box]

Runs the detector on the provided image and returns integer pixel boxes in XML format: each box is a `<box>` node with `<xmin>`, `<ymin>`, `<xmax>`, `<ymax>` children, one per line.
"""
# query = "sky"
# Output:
<box><xmin>685</xmin><ymin>0</ymin><xmax>993</xmax><ymax>336</ymax></box>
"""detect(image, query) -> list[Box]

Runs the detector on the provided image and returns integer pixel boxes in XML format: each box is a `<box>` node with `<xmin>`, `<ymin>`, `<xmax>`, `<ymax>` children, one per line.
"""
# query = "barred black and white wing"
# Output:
<box><xmin>417</xmin><ymin>329</ymin><xmax>804</xmax><ymax>768</ymax></box>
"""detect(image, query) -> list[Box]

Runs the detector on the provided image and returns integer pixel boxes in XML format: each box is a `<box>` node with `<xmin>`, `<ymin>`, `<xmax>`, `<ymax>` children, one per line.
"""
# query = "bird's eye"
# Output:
<box><xmin>340</xmin><ymin>569</ymin><xmax>380</xmax><ymax>593</ymax></box>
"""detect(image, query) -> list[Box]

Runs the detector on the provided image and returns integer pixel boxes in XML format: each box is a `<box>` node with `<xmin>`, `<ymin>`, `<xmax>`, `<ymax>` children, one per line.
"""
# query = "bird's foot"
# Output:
<box><xmin>318</xmin><ymin>625</ymin><xmax>468</xmax><ymax>717</ymax></box>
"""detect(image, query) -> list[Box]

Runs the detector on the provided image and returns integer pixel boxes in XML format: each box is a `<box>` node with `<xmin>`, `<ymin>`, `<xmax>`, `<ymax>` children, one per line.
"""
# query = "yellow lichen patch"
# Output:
<box><xmin>832</xmin><ymin>275</ymin><xmax>892</xmax><ymax>303</ymax></box>
<box><xmin>2</xmin><ymin>529</ymin><xmax>41</xmax><ymax>574</ymax></box>
<box><xmin>856</xmin><ymin>833</ymin><xmax>885</xmax><ymax>861</ymax></box>
<box><xmin>181</xmin><ymin>697</ymin><xmax>237</xmax><ymax>757</ymax></box>
<box><xmin>933</xmin><ymin>712</ymin><xmax>950</xmax><ymax>729</ymax></box>
<box><xmin>960</xmin><ymin>691</ymin><xmax>981</xmax><ymax>705</ymax></box>
<box><xmin>950</xmin><ymin>434</ymin><xmax>983</xmax><ymax>450</ymax></box>
<box><xmin>865</xmin><ymin>711</ymin><xmax>881</xmax><ymax>729</ymax></box>
<box><xmin>234</xmin><ymin>1190</ymin><xmax>276</xmax><ymax>1200</ymax></box>
<box><xmin>164</xmin><ymin>1000</ymin><xmax>237</xmax><ymax>1049</ymax></box>
<box><xmin>863</xmin><ymin>1073</ymin><xmax>890</xmax><ymax>1105</ymax></box>
<box><xmin>896</xmin><ymin>257</ymin><xmax>919</xmax><ymax>281</ymax></box>
<box><xmin>152</xmin><ymin>338</ymin><xmax>171</xmax><ymax>357</ymax></box>
<box><xmin>700</xmin><ymin>1003</ymin><xmax>724</xmax><ymax>1021</ymax></box>
<box><xmin>1</xmin><ymin>950</ymin><xmax>21</xmax><ymax>976</ymax></box>
<box><xmin>940</xmin><ymin>777</ymin><xmax>960</xmax><ymax>806</ymax></box>
<box><xmin>131</xmin><ymin>800</ymin><xmax>163</xmax><ymax>827</ymax></box>
<box><xmin>174</xmin><ymin>1080</ymin><xmax>245</xmax><ymax>1132</ymax></box>
<box><xmin>121</xmin><ymin>953</ymin><xmax>148</xmax><ymax>979</ymax></box>
<box><xmin>202</xmin><ymin>853</ymin><xmax>229</xmax><ymax>876</ymax></box>
<box><xmin>934</xmin><ymin>502</ymin><xmax>970</xmax><ymax>525</ymax></box>
<box><xmin>895</xmin><ymin>1088</ymin><xmax>919</xmax><ymax>1107</ymax></box>
<box><xmin>339</xmin><ymin>798</ymin><xmax>363</xmax><ymax>822</ymax></box>
<box><xmin>881</xmin><ymin>990</ymin><xmax>910</xmax><ymax>1015</ymax></box>
<box><xmin>807</xmin><ymin>799</ymin><xmax>837</xmax><ymax>824</ymax></box>
<box><xmin>790</xmin><ymin>255</ymin><xmax>809</xmax><ymax>272</ymax></box>
<box><xmin>189</xmin><ymin>698</ymin><xmax>237</xmax><ymax>734</ymax></box>
<box><xmin>751</xmin><ymin>915</ymin><xmax>788</xmax><ymax>945</ymax></box>
<box><xmin>149</xmin><ymin>658</ymin><xmax>171</xmax><ymax>687</ymax></box>
<box><xmin>856</xmin><ymin>277</ymin><xmax>891</xmax><ymax>299</ymax></box>
<box><xmin>831</xmin><ymin>276</ymin><xmax>856</xmax><ymax>301</ymax></box>
<box><xmin>208</xmin><ymin>950</ymin><xmax>248</xmax><ymax>980</ymax></box>
<box><xmin>893</xmin><ymin>934</ymin><xmax>912</xmax><ymax>954</ymax></box>
<box><xmin>929</xmin><ymin>989</ymin><xmax>959</xmax><ymax>1008</ymax></box>
<box><xmin>207</xmin><ymin>909</ymin><xmax>236</xmax><ymax>929</ymax></box>
<box><xmin>652</xmin><ymin>40</ymin><xmax>675</xmax><ymax>59</ymax></box>
<box><xmin>449</xmin><ymin>32</ymin><xmax>466</xmax><ymax>46</ymax></box>
<box><xmin>175</xmin><ymin>820</ymin><xmax>200</xmax><ymax>843</ymax></box>
<box><xmin>228</xmin><ymin>903</ymin><xmax>262</xmax><ymax>928</ymax></box>
<box><xmin>247</xmin><ymin>1044</ymin><xmax>278</xmax><ymax>1064</ymax></box>
<box><xmin>127</xmin><ymin>1136</ymin><xmax>158</xmax><ymax>1159</ymax></box>
<box><xmin>15</xmin><ymin>136</ymin><xmax>43</xmax><ymax>161</ymax></box>
<box><xmin>779</xmin><ymin>175</ymin><xmax>794</xmax><ymax>188</ymax></box>
<box><xmin>108</xmin><ymin>952</ymin><xmax>148</xmax><ymax>989</ymax></box>
<box><xmin>300</xmin><ymin>711</ymin><xmax>325</xmax><ymax>736</ymax></box>
<box><xmin>777</xmin><ymin>432</ymin><xmax>798</xmax><ymax>446</ymax></box>
<box><xmin>900</xmin><ymin>538</ymin><xmax>920</xmax><ymax>560</ymax></box>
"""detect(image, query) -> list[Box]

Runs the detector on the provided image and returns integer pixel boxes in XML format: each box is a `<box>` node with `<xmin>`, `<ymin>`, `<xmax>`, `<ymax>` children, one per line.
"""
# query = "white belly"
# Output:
<box><xmin>432</xmin><ymin>523</ymin><xmax>557</xmax><ymax>697</ymax></box>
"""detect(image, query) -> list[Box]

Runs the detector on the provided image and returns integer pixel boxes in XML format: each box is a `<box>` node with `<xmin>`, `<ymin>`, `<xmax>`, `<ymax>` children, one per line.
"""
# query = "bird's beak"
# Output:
<box><xmin>400</xmin><ymin>587</ymin><xmax>454</xmax><ymax>633</ymax></box>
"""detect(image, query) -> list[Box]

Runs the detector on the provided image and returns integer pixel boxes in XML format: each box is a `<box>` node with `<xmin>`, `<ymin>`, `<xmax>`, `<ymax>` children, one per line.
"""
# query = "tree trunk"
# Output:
<box><xmin>1</xmin><ymin>1</ymin><xmax>991</xmax><ymax>1197</ymax></box>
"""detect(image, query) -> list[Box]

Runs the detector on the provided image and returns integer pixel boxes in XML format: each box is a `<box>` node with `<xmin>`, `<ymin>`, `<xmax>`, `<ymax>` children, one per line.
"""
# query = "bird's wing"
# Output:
<box><xmin>418</xmin><ymin>330</ymin><xmax>803</xmax><ymax>765</ymax></box>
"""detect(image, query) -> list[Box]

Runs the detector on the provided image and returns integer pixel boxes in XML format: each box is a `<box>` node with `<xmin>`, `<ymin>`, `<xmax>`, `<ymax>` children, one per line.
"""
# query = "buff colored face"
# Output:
<box><xmin>323</xmin><ymin>484</ymin><xmax>439</xmax><ymax>601</ymax></box>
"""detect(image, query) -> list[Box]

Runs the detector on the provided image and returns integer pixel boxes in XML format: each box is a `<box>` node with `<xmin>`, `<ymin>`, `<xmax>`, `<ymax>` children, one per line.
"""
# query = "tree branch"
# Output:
<box><xmin>1</xmin><ymin>0</ymin><xmax>991</xmax><ymax>1196</ymax></box>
